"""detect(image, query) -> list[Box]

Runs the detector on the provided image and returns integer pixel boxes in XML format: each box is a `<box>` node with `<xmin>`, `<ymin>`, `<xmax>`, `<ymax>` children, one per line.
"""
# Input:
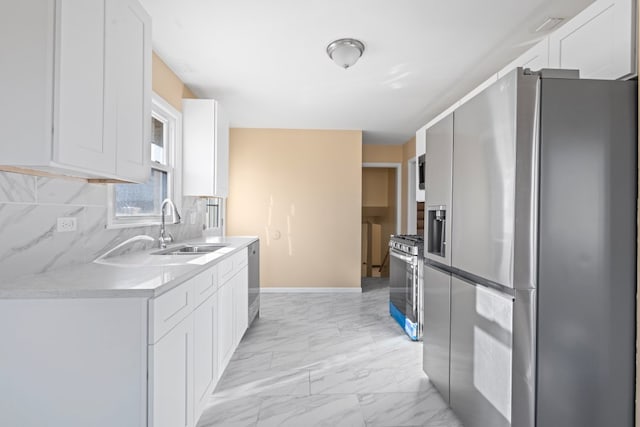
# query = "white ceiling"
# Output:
<box><xmin>141</xmin><ymin>0</ymin><xmax>593</xmax><ymax>145</ymax></box>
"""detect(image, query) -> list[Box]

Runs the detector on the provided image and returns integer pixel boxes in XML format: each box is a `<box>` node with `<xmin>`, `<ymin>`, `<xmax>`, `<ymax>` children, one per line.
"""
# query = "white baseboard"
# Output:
<box><xmin>260</xmin><ymin>287</ymin><xmax>362</xmax><ymax>293</ymax></box>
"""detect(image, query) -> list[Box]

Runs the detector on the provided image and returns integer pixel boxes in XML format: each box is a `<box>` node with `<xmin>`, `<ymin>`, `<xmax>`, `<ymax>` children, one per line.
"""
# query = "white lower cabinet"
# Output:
<box><xmin>217</xmin><ymin>248</ymin><xmax>249</xmax><ymax>373</ymax></box>
<box><xmin>0</xmin><ymin>298</ymin><xmax>148</xmax><ymax>427</ymax></box>
<box><xmin>149</xmin><ymin>316</ymin><xmax>194</xmax><ymax>427</ymax></box>
<box><xmin>0</xmin><ymin>246</ymin><xmax>252</xmax><ymax>427</ymax></box>
<box><xmin>217</xmin><ymin>279</ymin><xmax>235</xmax><ymax>374</ymax></box>
<box><xmin>233</xmin><ymin>266</ymin><xmax>249</xmax><ymax>347</ymax></box>
<box><xmin>148</xmin><ymin>249</ymin><xmax>249</xmax><ymax>426</ymax></box>
<box><xmin>194</xmin><ymin>292</ymin><xmax>219</xmax><ymax>420</ymax></box>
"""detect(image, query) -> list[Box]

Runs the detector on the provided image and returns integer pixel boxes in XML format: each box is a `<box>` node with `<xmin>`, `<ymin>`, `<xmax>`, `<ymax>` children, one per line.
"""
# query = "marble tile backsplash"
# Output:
<box><xmin>0</xmin><ymin>171</ymin><xmax>207</xmax><ymax>282</ymax></box>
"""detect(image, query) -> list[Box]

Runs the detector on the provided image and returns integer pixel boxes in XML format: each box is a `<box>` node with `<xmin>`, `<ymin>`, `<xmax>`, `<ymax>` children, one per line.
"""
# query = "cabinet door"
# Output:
<box><xmin>193</xmin><ymin>293</ymin><xmax>218</xmax><ymax>421</ymax></box>
<box><xmin>105</xmin><ymin>0</ymin><xmax>151</xmax><ymax>183</ymax></box>
<box><xmin>1</xmin><ymin>1</ymin><xmax>55</xmax><ymax>165</ymax></box>
<box><xmin>450</xmin><ymin>277</ymin><xmax>513</xmax><ymax>427</ymax></box>
<box><xmin>549</xmin><ymin>0</ymin><xmax>635</xmax><ymax>79</ymax></box>
<box><xmin>183</xmin><ymin>99</ymin><xmax>229</xmax><ymax>197</ymax></box>
<box><xmin>233</xmin><ymin>267</ymin><xmax>249</xmax><ymax>346</ymax></box>
<box><xmin>214</xmin><ymin>104</ymin><xmax>229</xmax><ymax>197</ymax></box>
<box><xmin>54</xmin><ymin>0</ymin><xmax>115</xmax><ymax>174</ymax></box>
<box><xmin>150</xmin><ymin>316</ymin><xmax>194</xmax><ymax>427</ymax></box>
<box><xmin>497</xmin><ymin>38</ymin><xmax>550</xmax><ymax>78</ymax></box>
<box><xmin>217</xmin><ymin>280</ymin><xmax>234</xmax><ymax>373</ymax></box>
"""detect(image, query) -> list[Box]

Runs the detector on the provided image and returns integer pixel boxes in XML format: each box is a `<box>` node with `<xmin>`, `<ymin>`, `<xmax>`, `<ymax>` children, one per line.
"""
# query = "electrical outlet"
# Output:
<box><xmin>57</xmin><ymin>217</ymin><xmax>77</xmax><ymax>232</ymax></box>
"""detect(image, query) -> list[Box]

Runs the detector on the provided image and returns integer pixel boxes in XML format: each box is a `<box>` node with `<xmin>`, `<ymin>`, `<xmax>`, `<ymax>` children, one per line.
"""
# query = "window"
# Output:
<box><xmin>108</xmin><ymin>93</ymin><xmax>182</xmax><ymax>228</ymax></box>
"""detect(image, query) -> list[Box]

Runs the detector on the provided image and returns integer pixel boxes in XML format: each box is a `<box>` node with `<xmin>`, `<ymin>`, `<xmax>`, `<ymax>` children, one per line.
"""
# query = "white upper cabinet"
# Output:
<box><xmin>183</xmin><ymin>99</ymin><xmax>230</xmax><ymax>198</ymax></box>
<box><xmin>0</xmin><ymin>0</ymin><xmax>151</xmax><ymax>182</ymax></box>
<box><xmin>549</xmin><ymin>0</ymin><xmax>636</xmax><ymax>79</ymax></box>
<box><xmin>54</xmin><ymin>0</ymin><xmax>114</xmax><ymax>175</ymax></box>
<box><xmin>498</xmin><ymin>38</ymin><xmax>550</xmax><ymax>78</ymax></box>
<box><xmin>110</xmin><ymin>0</ymin><xmax>152</xmax><ymax>182</ymax></box>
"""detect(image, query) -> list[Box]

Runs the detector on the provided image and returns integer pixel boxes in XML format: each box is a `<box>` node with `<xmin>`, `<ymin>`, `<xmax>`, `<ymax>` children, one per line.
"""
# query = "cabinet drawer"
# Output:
<box><xmin>149</xmin><ymin>281</ymin><xmax>195</xmax><ymax>344</ymax></box>
<box><xmin>194</xmin><ymin>266</ymin><xmax>218</xmax><ymax>307</ymax></box>
<box><xmin>235</xmin><ymin>248</ymin><xmax>248</xmax><ymax>269</ymax></box>
<box><xmin>218</xmin><ymin>256</ymin><xmax>234</xmax><ymax>284</ymax></box>
<box><xmin>219</xmin><ymin>248</ymin><xmax>248</xmax><ymax>284</ymax></box>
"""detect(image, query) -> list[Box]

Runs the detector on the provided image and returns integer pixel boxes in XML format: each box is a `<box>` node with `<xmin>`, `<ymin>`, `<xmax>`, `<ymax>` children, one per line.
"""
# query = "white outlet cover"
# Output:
<box><xmin>57</xmin><ymin>217</ymin><xmax>77</xmax><ymax>232</ymax></box>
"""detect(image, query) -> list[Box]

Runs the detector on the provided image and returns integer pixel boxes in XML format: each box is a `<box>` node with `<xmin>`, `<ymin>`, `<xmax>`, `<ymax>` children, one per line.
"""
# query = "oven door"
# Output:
<box><xmin>404</xmin><ymin>257</ymin><xmax>418</xmax><ymax>325</ymax></box>
<box><xmin>389</xmin><ymin>248</ymin><xmax>415</xmax><ymax>318</ymax></box>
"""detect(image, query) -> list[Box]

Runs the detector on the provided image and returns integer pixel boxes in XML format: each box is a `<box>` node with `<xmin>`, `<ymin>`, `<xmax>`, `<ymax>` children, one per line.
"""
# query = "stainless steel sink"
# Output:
<box><xmin>152</xmin><ymin>244</ymin><xmax>227</xmax><ymax>255</ymax></box>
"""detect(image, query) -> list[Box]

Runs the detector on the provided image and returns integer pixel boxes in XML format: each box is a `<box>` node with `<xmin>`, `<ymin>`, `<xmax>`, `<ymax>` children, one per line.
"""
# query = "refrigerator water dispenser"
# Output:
<box><xmin>427</xmin><ymin>206</ymin><xmax>446</xmax><ymax>257</ymax></box>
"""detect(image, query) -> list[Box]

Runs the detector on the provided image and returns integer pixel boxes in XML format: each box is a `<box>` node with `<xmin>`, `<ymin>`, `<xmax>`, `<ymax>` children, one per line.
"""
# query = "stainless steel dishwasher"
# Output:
<box><xmin>248</xmin><ymin>240</ymin><xmax>260</xmax><ymax>325</ymax></box>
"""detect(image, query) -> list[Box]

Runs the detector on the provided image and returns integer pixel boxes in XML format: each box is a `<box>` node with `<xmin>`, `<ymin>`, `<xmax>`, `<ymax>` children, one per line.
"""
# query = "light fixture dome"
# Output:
<box><xmin>326</xmin><ymin>38</ymin><xmax>365</xmax><ymax>69</ymax></box>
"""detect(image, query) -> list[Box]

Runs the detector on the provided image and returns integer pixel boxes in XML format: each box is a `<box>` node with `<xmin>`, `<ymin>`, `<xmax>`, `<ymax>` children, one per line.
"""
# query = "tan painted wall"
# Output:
<box><xmin>401</xmin><ymin>136</ymin><xmax>417</xmax><ymax>233</ymax></box>
<box><xmin>362</xmin><ymin>168</ymin><xmax>390</xmax><ymax>207</ymax></box>
<box><xmin>152</xmin><ymin>52</ymin><xmax>196</xmax><ymax>111</ymax></box>
<box><xmin>227</xmin><ymin>128</ymin><xmax>362</xmax><ymax>288</ymax></box>
<box><xmin>362</xmin><ymin>144</ymin><xmax>403</xmax><ymax>163</ymax></box>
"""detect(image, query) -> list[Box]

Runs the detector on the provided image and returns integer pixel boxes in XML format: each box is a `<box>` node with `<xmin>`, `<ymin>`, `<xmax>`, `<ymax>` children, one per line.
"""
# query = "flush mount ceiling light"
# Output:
<box><xmin>326</xmin><ymin>38</ymin><xmax>365</xmax><ymax>69</ymax></box>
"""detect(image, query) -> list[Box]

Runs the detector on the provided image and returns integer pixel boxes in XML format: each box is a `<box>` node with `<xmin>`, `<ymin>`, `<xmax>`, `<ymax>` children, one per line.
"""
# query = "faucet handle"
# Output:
<box><xmin>158</xmin><ymin>233</ymin><xmax>173</xmax><ymax>249</ymax></box>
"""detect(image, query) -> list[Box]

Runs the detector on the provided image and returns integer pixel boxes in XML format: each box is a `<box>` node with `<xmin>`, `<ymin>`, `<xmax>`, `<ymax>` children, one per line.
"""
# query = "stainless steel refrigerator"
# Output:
<box><xmin>422</xmin><ymin>68</ymin><xmax>637</xmax><ymax>427</ymax></box>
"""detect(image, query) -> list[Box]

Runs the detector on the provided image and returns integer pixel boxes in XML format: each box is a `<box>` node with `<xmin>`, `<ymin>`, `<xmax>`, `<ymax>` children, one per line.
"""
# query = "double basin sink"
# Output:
<box><xmin>152</xmin><ymin>244</ymin><xmax>227</xmax><ymax>256</ymax></box>
<box><xmin>92</xmin><ymin>237</ymin><xmax>230</xmax><ymax>268</ymax></box>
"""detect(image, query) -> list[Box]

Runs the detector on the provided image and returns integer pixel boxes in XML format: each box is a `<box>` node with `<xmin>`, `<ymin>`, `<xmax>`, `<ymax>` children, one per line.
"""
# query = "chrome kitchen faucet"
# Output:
<box><xmin>159</xmin><ymin>198</ymin><xmax>181</xmax><ymax>248</ymax></box>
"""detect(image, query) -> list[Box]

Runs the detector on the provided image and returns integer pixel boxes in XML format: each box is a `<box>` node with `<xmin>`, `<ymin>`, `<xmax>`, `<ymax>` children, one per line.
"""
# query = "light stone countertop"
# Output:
<box><xmin>0</xmin><ymin>236</ymin><xmax>258</xmax><ymax>299</ymax></box>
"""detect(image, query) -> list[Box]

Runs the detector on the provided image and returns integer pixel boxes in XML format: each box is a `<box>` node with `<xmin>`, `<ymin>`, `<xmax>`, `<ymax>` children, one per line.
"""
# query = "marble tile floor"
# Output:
<box><xmin>197</xmin><ymin>288</ymin><xmax>462</xmax><ymax>427</ymax></box>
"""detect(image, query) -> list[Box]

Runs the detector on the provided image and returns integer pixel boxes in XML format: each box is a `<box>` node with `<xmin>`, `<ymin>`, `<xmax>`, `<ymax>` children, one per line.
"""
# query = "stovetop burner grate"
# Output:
<box><xmin>389</xmin><ymin>234</ymin><xmax>424</xmax><ymax>256</ymax></box>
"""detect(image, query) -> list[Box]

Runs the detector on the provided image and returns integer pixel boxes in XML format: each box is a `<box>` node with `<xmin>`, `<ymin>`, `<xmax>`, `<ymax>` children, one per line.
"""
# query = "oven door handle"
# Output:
<box><xmin>389</xmin><ymin>248</ymin><xmax>414</xmax><ymax>264</ymax></box>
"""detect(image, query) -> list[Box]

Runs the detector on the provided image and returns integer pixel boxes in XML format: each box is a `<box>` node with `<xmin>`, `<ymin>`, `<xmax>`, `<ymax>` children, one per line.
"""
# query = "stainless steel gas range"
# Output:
<box><xmin>388</xmin><ymin>234</ymin><xmax>423</xmax><ymax>340</ymax></box>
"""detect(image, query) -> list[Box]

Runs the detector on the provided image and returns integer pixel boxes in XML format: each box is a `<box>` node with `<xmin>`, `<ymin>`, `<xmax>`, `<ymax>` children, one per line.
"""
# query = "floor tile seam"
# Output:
<box><xmin>355</xmin><ymin>391</ymin><xmax>435</xmax><ymax>398</ymax></box>
<box><xmin>221</xmin><ymin>367</ymin><xmax>312</xmax><ymax>379</ymax></box>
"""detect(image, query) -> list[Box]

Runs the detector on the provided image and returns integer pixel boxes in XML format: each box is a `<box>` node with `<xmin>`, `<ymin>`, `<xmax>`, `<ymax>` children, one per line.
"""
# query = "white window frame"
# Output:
<box><xmin>107</xmin><ymin>93</ymin><xmax>183</xmax><ymax>229</ymax></box>
<box><xmin>202</xmin><ymin>197</ymin><xmax>225</xmax><ymax>237</ymax></box>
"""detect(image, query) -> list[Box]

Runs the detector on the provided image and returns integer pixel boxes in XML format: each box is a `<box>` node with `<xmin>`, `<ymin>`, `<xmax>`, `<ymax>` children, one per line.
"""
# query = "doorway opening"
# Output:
<box><xmin>361</xmin><ymin>163</ymin><xmax>401</xmax><ymax>289</ymax></box>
